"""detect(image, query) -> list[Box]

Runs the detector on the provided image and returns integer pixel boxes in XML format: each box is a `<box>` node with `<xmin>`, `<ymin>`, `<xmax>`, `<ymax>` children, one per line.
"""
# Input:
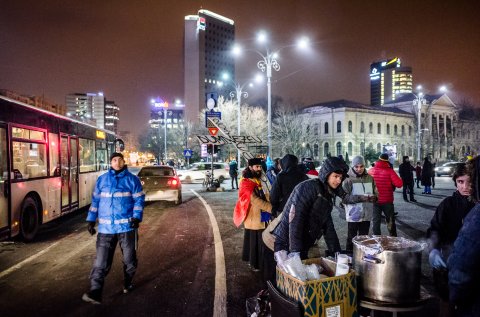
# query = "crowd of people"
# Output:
<box><xmin>233</xmin><ymin>153</ymin><xmax>480</xmax><ymax>317</ymax></box>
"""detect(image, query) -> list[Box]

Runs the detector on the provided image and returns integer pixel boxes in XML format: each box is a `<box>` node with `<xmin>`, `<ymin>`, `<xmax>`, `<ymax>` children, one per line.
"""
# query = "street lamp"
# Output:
<box><xmin>412</xmin><ymin>86</ymin><xmax>427</xmax><ymax>162</ymax></box>
<box><xmin>233</xmin><ymin>31</ymin><xmax>310</xmax><ymax>158</ymax></box>
<box><xmin>219</xmin><ymin>73</ymin><xmax>253</xmax><ymax>167</ymax></box>
<box><xmin>151</xmin><ymin>98</ymin><xmax>169</xmax><ymax>163</ymax></box>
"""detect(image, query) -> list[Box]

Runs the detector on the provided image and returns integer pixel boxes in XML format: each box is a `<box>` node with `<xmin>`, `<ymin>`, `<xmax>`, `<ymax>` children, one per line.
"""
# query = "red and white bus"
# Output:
<box><xmin>0</xmin><ymin>95</ymin><xmax>123</xmax><ymax>241</ymax></box>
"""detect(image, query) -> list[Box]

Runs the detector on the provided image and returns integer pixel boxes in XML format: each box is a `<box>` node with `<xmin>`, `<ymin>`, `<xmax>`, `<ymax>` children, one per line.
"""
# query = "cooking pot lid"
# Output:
<box><xmin>353</xmin><ymin>235</ymin><xmax>424</xmax><ymax>255</ymax></box>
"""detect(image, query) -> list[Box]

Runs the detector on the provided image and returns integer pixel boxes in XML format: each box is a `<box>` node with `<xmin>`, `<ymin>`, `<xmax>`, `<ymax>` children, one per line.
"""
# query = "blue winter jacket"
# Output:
<box><xmin>86</xmin><ymin>167</ymin><xmax>145</xmax><ymax>234</ymax></box>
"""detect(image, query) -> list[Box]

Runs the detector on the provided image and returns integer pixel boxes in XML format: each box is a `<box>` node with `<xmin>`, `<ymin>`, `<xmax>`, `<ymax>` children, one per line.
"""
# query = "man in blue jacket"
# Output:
<box><xmin>82</xmin><ymin>152</ymin><xmax>145</xmax><ymax>304</ymax></box>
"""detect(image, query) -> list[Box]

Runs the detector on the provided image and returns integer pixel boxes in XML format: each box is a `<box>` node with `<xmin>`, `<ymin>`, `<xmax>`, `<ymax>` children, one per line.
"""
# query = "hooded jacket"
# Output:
<box><xmin>86</xmin><ymin>167</ymin><xmax>145</xmax><ymax>234</ymax></box>
<box><xmin>342</xmin><ymin>167</ymin><xmax>378</xmax><ymax>222</ymax></box>
<box><xmin>269</xmin><ymin>154</ymin><xmax>309</xmax><ymax>217</ymax></box>
<box><xmin>368</xmin><ymin>160</ymin><xmax>403</xmax><ymax>204</ymax></box>
<box><xmin>272</xmin><ymin>157</ymin><xmax>347</xmax><ymax>258</ymax></box>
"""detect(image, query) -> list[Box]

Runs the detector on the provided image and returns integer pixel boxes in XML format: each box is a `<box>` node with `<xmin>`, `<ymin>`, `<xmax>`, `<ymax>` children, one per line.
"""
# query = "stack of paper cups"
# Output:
<box><xmin>335</xmin><ymin>263</ymin><xmax>349</xmax><ymax>276</ymax></box>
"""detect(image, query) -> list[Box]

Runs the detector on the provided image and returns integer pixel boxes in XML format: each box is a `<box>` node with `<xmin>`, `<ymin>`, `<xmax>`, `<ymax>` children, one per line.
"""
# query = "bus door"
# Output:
<box><xmin>60</xmin><ymin>135</ymin><xmax>79</xmax><ymax>211</ymax></box>
<box><xmin>0</xmin><ymin>124</ymin><xmax>8</xmax><ymax>233</ymax></box>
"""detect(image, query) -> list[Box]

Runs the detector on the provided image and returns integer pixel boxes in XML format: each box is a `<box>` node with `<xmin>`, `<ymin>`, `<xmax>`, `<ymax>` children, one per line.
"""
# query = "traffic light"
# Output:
<box><xmin>207</xmin><ymin>144</ymin><xmax>219</xmax><ymax>154</ymax></box>
<box><xmin>205</xmin><ymin>92</ymin><xmax>218</xmax><ymax>110</ymax></box>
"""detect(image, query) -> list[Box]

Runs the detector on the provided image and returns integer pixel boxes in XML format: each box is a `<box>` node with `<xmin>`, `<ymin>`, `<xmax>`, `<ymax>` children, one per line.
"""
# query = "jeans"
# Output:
<box><xmin>372</xmin><ymin>203</ymin><xmax>397</xmax><ymax>236</ymax></box>
<box><xmin>346</xmin><ymin>221</ymin><xmax>370</xmax><ymax>252</ymax></box>
<box><xmin>90</xmin><ymin>230</ymin><xmax>137</xmax><ymax>292</ymax></box>
<box><xmin>424</xmin><ymin>185</ymin><xmax>432</xmax><ymax>194</ymax></box>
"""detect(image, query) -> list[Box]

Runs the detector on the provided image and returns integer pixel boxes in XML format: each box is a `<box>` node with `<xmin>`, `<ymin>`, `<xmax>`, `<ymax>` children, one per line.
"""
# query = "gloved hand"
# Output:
<box><xmin>429</xmin><ymin>249</ymin><xmax>447</xmax><ymax>269</ymax></box>
<box><xmin>129</xmin><ymin>218</ymin><xmax>140</xmax><ymax>229</ymax></box>
<box><xmin>367</xmin><ymin>195</ymin><xmax>378</xmax><ymax>203</ymax></box>
<box><xmin>87</xmin><ymin>221</ymin><xmax>96</xmax><ymax>235</ymax></box>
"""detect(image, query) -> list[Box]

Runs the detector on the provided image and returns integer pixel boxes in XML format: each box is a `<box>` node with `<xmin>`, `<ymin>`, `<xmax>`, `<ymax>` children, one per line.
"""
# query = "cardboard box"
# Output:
<box><xmin>276</xmin><ymin>257</ymin><xmax>358</xmax><ymax>317</ymax></box>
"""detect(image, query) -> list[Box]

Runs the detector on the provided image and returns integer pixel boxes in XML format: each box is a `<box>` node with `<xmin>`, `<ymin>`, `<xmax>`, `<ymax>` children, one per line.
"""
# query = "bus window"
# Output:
<box><xmin>12</xmin><ymin>141</ymin><xmax>47</xmax><ymax>179</ymax></box>
<box><xmin>49</xmin><ymin>132</ymin><xmax>60</xmax><ymax>176</ymax></box>
<box><xmin>96</xmin><ymin>141</ymin><xmax>108</xmax><ymax>171</ymax></box>
<box><xmin>80</xmin><ymin>138</ymin><xmax>95</xmax><ymax>172</ymax></box>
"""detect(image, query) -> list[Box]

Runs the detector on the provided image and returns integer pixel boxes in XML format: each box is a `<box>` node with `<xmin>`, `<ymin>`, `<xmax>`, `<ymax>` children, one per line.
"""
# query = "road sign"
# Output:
<box><xmin>205</xmin><ymin>111</ymin><xmax>221</xmax><ymax>128</ymax></box>
<box><xmin>208</xmin><ymin>127</ymin><xmax>219</xmax><ymax>136</ymax></box>
<box><xmin>183</xmin><ymin>149</ymin><xmax>193</xmax><ymax>158</ymax></box>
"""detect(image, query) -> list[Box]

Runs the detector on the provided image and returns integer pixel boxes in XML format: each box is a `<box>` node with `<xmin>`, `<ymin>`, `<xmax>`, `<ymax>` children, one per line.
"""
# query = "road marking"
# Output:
<box><xmin>191</xmin><ymin>189</ymin><xmax>227</xmax><ymax>317</ymax></box>
<box><xmin>0</xmin><ymin>241</ymin><xmax>60</xmax><ymax>279</ymax></box>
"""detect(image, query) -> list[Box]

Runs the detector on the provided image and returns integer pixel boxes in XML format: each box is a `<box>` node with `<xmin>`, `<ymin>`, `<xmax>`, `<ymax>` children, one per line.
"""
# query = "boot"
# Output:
<box><xmin>82</xmin><ymin>289</ymin><xmax>102</xmax><ymax>304</ymax></box>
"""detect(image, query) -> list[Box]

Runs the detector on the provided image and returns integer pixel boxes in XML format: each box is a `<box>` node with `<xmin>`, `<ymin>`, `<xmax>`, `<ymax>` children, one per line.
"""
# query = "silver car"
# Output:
<box><xmin>138</xmin><ymin>166</ymin><xmax>182</xmax><ymax>204</ymax></box>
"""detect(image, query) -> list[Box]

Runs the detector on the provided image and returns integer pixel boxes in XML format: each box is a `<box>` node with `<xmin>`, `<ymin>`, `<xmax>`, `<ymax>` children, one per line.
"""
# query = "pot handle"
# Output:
<box><xmin>363</xmin><ymin>255</ymin><xmax>384</xmax><ymax>264</ymax></box>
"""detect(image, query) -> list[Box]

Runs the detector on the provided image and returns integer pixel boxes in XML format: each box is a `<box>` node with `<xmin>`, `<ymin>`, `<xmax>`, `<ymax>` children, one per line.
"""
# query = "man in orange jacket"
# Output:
<box><xmin>368</xmin><ymin>153</ymin><xmax>403</xmax><ymax>236</ymax></box>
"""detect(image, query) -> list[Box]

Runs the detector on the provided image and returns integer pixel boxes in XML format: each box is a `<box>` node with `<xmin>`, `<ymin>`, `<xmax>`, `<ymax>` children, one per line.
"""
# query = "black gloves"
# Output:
<box><xmin>129</xmin><ymin>218</ymin><xmax>140</xmax><ymax>229</ymax></box>
<box><xmin>87</xmin><ymin>221</ymin><xmax>96</xmax><ymax>235</ymax></box>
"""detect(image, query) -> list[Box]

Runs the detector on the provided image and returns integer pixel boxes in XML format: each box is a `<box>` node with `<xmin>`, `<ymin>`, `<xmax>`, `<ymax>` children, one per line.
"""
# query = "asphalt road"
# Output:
<box><xmin>0</xmin><ymin>176</ymin><xmax>457</xmax><ymax>316</ymax></box>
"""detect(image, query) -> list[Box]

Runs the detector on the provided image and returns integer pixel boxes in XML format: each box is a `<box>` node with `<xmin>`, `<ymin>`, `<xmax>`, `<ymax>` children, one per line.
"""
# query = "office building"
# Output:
<box><xmin>184</xmin><ymin>9</ymin><xmax>235</xmax><ymax>122</ymax></box>
<box><xmin>105</xmin><ymin>100</ymin><xmax>120</xmax><ymax>134</ymax></box>
<box><xmin>66</xmin><ymin>92</ymin><xmax>119</xmax><ymax>132</ymax></box>
<box><xmin>370</xmin><ymin>57</ymin><xmax>413</xmax><ymax>106</ymax></box>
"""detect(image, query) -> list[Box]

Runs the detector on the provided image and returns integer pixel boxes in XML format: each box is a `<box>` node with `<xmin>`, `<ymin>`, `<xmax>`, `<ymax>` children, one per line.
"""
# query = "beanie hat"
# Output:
<box><xmin>379</xmin><ymin>153</ymin><xmax>389</xmax><ymax>161</ymax></box>
<box><xmin>110</xmin><ymin>152</ymin><xmax>124</xmax><ymax>161</ymax></box>
<box><xmin>248</xmin><ymin>157</ymin><xmax>263</xmax><ymax>166</ymax></box>
<box><xmin>352</xmin><ymin>155</ymin><xmax>365</xmax><ymax>167</ymax></box>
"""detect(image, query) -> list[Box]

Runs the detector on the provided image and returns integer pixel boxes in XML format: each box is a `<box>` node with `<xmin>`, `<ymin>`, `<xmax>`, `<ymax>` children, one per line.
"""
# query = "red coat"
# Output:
<box><xmin>368</xmin><ymin>160</ymin><xmax>403</xmax><ymax>204</ymax></box>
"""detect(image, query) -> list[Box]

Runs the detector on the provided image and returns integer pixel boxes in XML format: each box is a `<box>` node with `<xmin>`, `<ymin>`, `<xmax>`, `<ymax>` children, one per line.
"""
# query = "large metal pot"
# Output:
<box><xmin>353</xmin><ymin>235</ymin><xmax>425</xmax><ymax>303</ymax></box>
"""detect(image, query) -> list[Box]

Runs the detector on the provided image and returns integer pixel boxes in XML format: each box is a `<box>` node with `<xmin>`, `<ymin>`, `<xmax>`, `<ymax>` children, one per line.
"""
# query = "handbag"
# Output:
<box><xmin>262</xmin><ymin>212</ymin><xmax>282</xmax><ymax>251</ymax></box>
<box><xmin>267</xmin><ymin>281</ymin><xmax>303</xmax><ymax>317</ymax></box>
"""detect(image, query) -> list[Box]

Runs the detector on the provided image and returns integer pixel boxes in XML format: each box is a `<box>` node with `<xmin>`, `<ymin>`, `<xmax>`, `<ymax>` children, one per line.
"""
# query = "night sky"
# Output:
<box><xmin>1</xmin><ymin>0</ymin><xmax>479</xmax><ymax>139</ymax></box>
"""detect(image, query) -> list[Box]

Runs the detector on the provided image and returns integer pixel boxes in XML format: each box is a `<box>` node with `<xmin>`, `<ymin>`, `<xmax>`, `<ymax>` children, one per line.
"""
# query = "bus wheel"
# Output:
<box><xmin>20</xmin><ymin>197</ymin><xmax>39</xmax><ymax>241</ymax></box>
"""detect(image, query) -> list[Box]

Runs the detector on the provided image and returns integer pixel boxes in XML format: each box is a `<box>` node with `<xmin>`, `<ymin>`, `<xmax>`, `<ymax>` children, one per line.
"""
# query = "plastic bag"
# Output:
<box><xmin>246</xmin><ymin>289</ymin><xmax>271</xmax><ymax>317</ymax></box>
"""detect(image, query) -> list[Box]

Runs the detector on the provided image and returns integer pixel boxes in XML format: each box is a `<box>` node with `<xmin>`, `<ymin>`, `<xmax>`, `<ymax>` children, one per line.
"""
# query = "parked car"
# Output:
<box><xmin>178</xmin><ymin>162</ymin><xmax>230</xmax><ymax>184</ymax></box>
<box><xmin>434</xmin><ymin>161</ymin><xmax>462</xmax><ymax>177</ymax></box>
<box><xmin>138</xmin><ymin>165</ymin><xmax>182</xmax><ymax>204</ymax></box>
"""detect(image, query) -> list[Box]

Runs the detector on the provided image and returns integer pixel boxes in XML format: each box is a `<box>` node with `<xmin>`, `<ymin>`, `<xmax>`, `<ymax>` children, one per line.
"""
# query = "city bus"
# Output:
<box><xmin>0</xmin><ymin>95</ymin><xmax>124</xmax><ymax>241</ymax></box>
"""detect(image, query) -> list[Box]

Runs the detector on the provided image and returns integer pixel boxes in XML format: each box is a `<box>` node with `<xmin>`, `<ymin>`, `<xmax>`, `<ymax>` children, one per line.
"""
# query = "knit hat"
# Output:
<box><xmin>248</xmin><ymin>157</ymin><xmax>263</xmax><ymax>166</ymax></box>
<box><xmin>379</xmin><ymin>153</ymin><xmax>389</xmax><ymax>161</ymax></box>
<box><xmin>352</xmin><ymin>155</ymin><xmax>365</xmax><ymax>167</ymax></box>
<box><xmin>110</xmin><ymin>152</ymin><xmax>124</xmax><ymax>161</ymax></box>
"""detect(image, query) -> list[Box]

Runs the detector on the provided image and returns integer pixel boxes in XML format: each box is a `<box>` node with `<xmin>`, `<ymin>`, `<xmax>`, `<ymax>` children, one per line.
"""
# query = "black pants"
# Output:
<box><xmin>415</xmin><ymin>177</ymin><xmax>421</xmax><ymax>188</ymax></box>
<box><xmin>346</xmin><ymin>221</ymin><xmax>370</xmax><ymax>252</ymax></box>
<box><xmin>402</xmin><ymin>180</ymin><xmax>415</xmax><ymax>200</ymax></box>
<box><xmin>262</xmin><ymin>241</ymin><xmax>276</xmax><ymax>286</ymax></box>
<box><xmin>231</xmin><ymin>175</ymin><xmax>238</xmax><ymax>189</ymax></box>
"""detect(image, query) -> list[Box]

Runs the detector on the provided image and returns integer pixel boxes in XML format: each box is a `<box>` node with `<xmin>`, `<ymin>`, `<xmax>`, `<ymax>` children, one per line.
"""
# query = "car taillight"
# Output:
<box><xmin>167</xmin><ymin>177</ymin><xmax>180</xmax><ymax>188</ymax></box>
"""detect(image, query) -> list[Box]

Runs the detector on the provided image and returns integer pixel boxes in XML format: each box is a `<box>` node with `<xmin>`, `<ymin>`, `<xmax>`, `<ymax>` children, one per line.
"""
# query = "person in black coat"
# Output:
<box><xmin>269</xmin><ymin>154</ymin><xmax>309</xmax><ymax>218</ymax></box>
<box><xmin>421</xmin><ymin>157</ymin><xmax>433</xmax><ymax>194</ymax></box>
<box><xmin>272</xmin><ymin>156</ymin><xmax>348</xmax><ymax>259</ymax></box>
<box><xmin>426</xmin><ymin>163</ymin><xmax>474</xmax><ymax>315</ymax></box>
<box><xmin>398</xmin><ymin>156</ymin><xmax>417</xmax><ymax>202</ymax></box>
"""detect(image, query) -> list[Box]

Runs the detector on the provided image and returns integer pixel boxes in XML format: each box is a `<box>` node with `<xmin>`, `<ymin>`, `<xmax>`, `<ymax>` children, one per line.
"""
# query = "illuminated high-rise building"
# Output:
<box><xmin>184</xmin><ymin>9</ymin><xmax>235</xmax><ymax>122</ymax></box>
<box><xmin>370</xmin><ymin>57</ymin><xmax>413</xmax><ymax>106</ymax></box>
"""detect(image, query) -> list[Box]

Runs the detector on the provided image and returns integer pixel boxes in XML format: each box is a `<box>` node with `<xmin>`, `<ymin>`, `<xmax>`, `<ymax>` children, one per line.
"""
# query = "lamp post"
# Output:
<box><xmin>233</xmin><ymin>32</ymin><xmax>310</xmax><ymax>158</ymax></box>
<box><xmin>151</xmin><ymin>98</ymin><xmax>169</xmax><ymax>163</ymax></box>
<box><xmin>412</xmin><ymin>86</ymin><xmax>427</xmax><ymax>162</ymax></box>
<box><xmin>219</xmin><ymin>73</ymin><xmax>254</xmax><ymax>168</ymax></box>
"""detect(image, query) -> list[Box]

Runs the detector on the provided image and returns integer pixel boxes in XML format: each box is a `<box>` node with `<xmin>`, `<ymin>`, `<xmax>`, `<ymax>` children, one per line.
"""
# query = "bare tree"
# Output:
<box><xmin>271</xmin><ymin>104</ymin><xmax>318</xmax><ymax>157</ymax></box>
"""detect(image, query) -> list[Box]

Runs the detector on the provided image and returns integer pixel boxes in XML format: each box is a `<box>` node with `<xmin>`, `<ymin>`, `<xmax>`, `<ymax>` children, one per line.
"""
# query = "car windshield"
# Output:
<box><xmin>138</xmin><ymin>167</ymin><xmax>174</xmax><ymax>177</ymax></box>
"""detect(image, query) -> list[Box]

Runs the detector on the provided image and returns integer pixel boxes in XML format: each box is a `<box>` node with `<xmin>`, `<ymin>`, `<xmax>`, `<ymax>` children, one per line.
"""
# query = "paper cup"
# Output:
<box><xmin>337</xmin><ymin>254</ymin><xmax>349</xmax><ymax>265</ymax></box>
<box><xmin>335</xmin><ymin>263</ymin><xmax>349</xmax><ymax>276</ymax></box>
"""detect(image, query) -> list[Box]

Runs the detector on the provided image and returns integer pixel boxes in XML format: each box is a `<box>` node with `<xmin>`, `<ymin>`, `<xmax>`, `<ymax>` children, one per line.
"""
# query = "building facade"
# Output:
<box><xmin>184</xmin><ymin>9</ymin><xmax>235</xmax><ymax>123</ymax></box>
<box><xmin>301</xmin><ymin>96</ymin><xmax>479</xmax><ymax>164</ymax></box>
<box><xmin>66</xmin><ymin>92</ymin><xmax>119</xmax><ymax>132</ymax></box>
<box><xmin>0</xmin><ymin>89</ymin><xmax>66</xmax><ymax>115</ymax></box>
<box><xmin>370</xmin><ymin>57</ymin><xmax>413</xmax><ymax>106</ymax></box>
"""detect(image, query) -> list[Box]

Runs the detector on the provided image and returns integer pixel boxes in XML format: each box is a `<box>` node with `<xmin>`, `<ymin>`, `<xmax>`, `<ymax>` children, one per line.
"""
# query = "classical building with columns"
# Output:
<box><xmin>302</xmin><ymin>94</ymin><xmax>479</xmax><ymax>163</ymax></box>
